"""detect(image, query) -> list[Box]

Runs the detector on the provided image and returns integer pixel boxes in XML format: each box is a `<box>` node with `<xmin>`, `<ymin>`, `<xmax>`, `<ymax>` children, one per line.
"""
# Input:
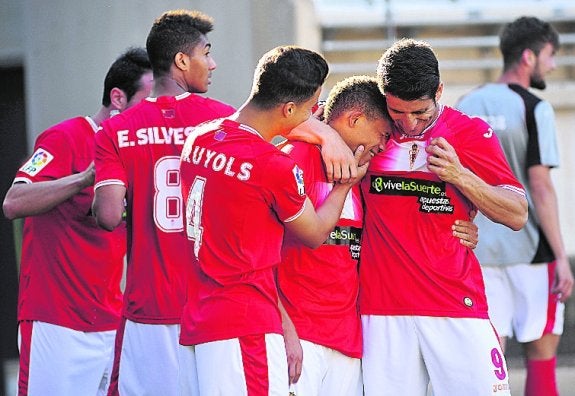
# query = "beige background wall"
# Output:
<box><xmin>0</xmin><ymin>0</ymin><xmax>573</xmax><ymax>254</ymax></box>
<box><xmin>0</xmin><ymin>0</ymin><xmax>307</xmax><ymax>148</ymax></box>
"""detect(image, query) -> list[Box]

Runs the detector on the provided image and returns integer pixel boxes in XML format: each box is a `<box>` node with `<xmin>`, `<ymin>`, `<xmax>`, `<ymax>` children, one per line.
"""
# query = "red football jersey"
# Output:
<box><xmin>179</xmin><ymin>118</ymin><xmax>307</xmax><ymax>345</ymax></box>
<box><xmin>359</xmin><ymin>106</ymin><xmax>525</xmax><ymax>319</ymax></box>
<box><xmin>16</xmin><ymin>116</ymin><xmax>125</xmax><ymax>331</ymax></box>
<box><xmin>95</xmin><ymin>93</ymin><xmax>235</xmax><ymax>324</ymax></box>
<box><xmin>278</xmin><ymin>141</ymin><xmax>363</xmax><ymax>358</ymax></box>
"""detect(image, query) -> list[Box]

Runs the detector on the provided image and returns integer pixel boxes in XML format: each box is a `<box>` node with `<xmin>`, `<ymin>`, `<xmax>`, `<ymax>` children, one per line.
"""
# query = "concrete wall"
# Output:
<box><xmin>0</xmin><ymin>0</ymin><xmax>23</xmax><ymax>67</ymax></box>
<box><xmin>1</xmin><ymin>0</ymin><xmax>307</xmax><ymax>150</ymax></box>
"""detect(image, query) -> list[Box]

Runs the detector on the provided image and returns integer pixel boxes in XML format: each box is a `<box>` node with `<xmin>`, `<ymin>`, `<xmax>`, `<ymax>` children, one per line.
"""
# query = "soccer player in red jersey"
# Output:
<box><xmin>178</xmin><ymin>45</ymin><xmax>368</xmax><ymax>396</ymax></box>
<box><xmin>278</xmin><ymin>75</ymin><xmax>480</xmax><ymax>396</ymax></box>
<box><xmin>2</xmin><ymin>47</ymin><xmax>152</xmax><ymax>396</ymax></box>
<box><xmin>358</xmin><ymin>39</ymin><xmax>526</xmax><ymax>395</ymax></box>
<box><xmin>92</xmin><ymin>10</ymin><xmax>235</xmax><ymax>396</ymax></box>
<box><xmin>291</xmin><ymin>38</ymin><xmax>528</xmax><ymax>395</ymax></box>
<box><xmin>277</xmin><ymin>76</ymin><xmax>388</xmax><ymax>395</ymax></box>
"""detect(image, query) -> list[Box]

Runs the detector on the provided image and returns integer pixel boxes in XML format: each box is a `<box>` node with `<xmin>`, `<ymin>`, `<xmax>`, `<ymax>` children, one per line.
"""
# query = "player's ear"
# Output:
<box><xmin>434</xmin><ymin>82</ymin><xmax>444</xmax><ymax>103</ymax></box>
<box><xmin>521</xmin><ymin>48</ymin><xmax>536</xmax><ymax>67</ymax></box>
<box><xmin>347</xmin><ymin>110</ymin><xmax>363</xmax><ymax>128</ymax></box>
<box><xmin>283</xmin><ymin>102</ymin><xmax>296</xmax><ymax>118</ymax></box>
<box><xmin>109</xmin><ymin>87</ymin><xmax>126</xmax><ymax>112</ymax></box>
<box><xmin>175</xmin><ymin>52</ymin><xmax>188</xmax><ymax>71</ymax></box>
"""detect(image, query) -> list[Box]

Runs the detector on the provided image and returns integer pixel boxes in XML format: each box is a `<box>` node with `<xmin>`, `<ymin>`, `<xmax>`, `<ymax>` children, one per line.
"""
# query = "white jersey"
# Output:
<box><xmin>457</xmin><ymin>83</ymin><xmax>559</xmax><ymax>265</ymax></box>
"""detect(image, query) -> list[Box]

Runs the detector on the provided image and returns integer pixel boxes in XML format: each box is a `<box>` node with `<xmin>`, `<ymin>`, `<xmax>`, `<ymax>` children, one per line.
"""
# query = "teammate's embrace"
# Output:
<box><xmin>278</xmin><ymin>75</ymin><xmax>481</xmax><ymax>396</ymax></box>
<box><xmin>178</xmin><ymin>46</ymin><xmax>367</xmax><ymax>395</ymax></box>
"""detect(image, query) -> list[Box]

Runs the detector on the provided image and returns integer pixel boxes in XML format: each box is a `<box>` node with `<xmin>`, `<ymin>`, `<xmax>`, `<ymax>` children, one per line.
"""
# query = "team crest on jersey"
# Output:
<box><xmin>19</xmin><ymin>148</ymin><xmax>54</xmax><ymax>176</ymax></box>
<box><xmin>292</xmin><ymin>165</ymin><xmax>305</xmax><ymax>196</ymax></box>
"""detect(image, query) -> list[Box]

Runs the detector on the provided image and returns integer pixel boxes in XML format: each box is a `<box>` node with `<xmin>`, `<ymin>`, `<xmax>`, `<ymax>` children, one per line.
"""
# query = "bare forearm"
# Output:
<box><xmin>286</xmin><ymin>116</ymin><xmax>332</xmax><ymax>145</ymax></box>
<box><xmin>452</xmin><ymin>168</ymin><xmax>527</xmax><ymax>231</ymax></box>
<box><xmin>313</xmin><ymin>183</ymin><xmax>353</xmax><ymax>242</ymax></box>
<box><xmin>286</xmin><ymin>183</ymin><xmax>353</xmax><ymax>249</ymax></box>
<box><xmin>3</xmin><ymin>174</ymin><xmax>92</xmax><ymax>219</ymax></box>
<box><xmin>92</xmin><ymin>185</ymin><xmax>127</xmax><ymax>231</ymax></box>
<box><xmin>426</xmin><ymin>137</ymin><xmax>527</xmax><ymax>230</ymax></box>
<box><xmin>531</xmin><ymin>178</ymin><xmax>567</xmax><ymax>261</ymax></box>
<box><xmin>285</xmin><ymin>146</ymin><xmax>366</xmax><ymax>247</ymax></box>
<box><xmin>278</xmin><ymin>298</ymin><xmax>302</xmax><ymax>384</ymax></box>
<box><xmin>530</xmin><ymin>170</ymin><xmax>574</xmax><ymax>300</ymax></box>
<box><xmin>279</xmin><ymin>299</ymin><xmax>297</xmax><ymax>340</ymax></box>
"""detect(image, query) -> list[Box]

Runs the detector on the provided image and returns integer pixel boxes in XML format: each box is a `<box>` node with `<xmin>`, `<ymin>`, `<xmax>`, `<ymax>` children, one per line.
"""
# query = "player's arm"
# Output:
<box><xmin>278</xmin><ymin>299</ymin><xmax>302</xmax><ymax>384</ymax></box>
<box><xmin>2</xmin><ymin>162</ymin><xmax>95</xmax><ymax>220</ymax></box>
<box><xmin>92</xmin><ymin>184</ymin><xmax>126</xmax><ymax>231</ymax></box>
<box><xmin>529</xmin><ymin>164</ymin><xmax>573</xmax><ymax>302</ymax></box>
<box><xmin>286</xmin><ymin>116</ymin><xmax>356</xmax><ymax>183</ymax></box>
<box><xmin>285</xmin><ymin>146</ymin><xmax>367</xmax><ymax>248</ymax></box>
<box><xmin>426</xmin><ymin>137</ymin><xmax>527</xmax><ymax>231</ymax></box>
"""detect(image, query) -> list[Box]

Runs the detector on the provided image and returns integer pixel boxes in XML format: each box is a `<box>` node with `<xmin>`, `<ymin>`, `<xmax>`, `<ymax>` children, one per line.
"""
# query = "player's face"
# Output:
<box><xmin>530</xmin><ymin>43</ymin><xmax>556</xmax><ymax>90</ymax></box>
<box><xmin>344</xmin><ymin>116</ymin><xmax>391</xmax><ymax>163</ymax></box>
<box><xmin>126</xmin><ymin>71</ymin><xmax>154</xmax><ymax>109</ymax></box>
<box><xmin>185</xmin><ymin>35</ymin><xmax>217</xmax><ymax>94</ymax></box>
<box><xmin>385</xmin><ymin>92</ymin><xmax>440</xmax><ymax>137</ymax></box>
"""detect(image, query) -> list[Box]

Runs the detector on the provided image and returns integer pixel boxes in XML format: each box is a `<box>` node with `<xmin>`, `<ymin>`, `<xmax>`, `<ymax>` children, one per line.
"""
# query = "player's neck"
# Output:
<box><xmin>151</xmin><ymin>76</ymin><xmax>192</xmax><ymax>98</ymax></box>
<box><xmin>91</xmin><ymin>107</ymin><xmax>112</xmax><ymax>127</ymax></box>
<box><xmin>498</xmin><ymin>69</ymin><xmax>529</xmax><ymax>89</ymax></box>
<box><xmin>234</xmin><ymin>104</ymin><xmax>282</xmax><ymax>142</ymax></box>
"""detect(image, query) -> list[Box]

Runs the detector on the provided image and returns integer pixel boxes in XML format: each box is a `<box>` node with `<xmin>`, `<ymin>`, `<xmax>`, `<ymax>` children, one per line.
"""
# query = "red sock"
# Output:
<box><xmin>525</xmin><ymin>357</ymin><xmax>558</xmax><ymax>396</ymax></box>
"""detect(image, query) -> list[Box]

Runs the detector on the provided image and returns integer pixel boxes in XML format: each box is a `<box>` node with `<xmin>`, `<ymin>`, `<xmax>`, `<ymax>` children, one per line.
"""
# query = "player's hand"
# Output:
<box><xmin>320</xmin><ymin>132</ymin><xmax>356</xmax><ymax>184</ymax></box>
<box><xmin>452</xmin><ymin>219</ymin><xmax>478</xmax><ymax>249</ymax></box>
<box><xmin>312</xmin><ymin>100</ymin><xmax>326</xmax><ymax>121</ymax></box>
<box><xmin>286</xmin><ymin>116</ymin><xmax>356</xmax><ymax>183</ymax></box>
<box><xmin>426</xmin><ymin>137</ymin><xmax>465</xmax><ymax>184</ymax></box>
<box><xmin>283</xmin><ymin>326</ymin><xmax>303</xmax><ymax>384</ymax></box>
<box><xmin>552</xmin><ymin>257</ymin><xmax>574</xmax><ymax>303</ymax></box>
<box><xmin>352</xmin><ymin>145</ymin><xmax>369</xmax><ymax>184</ymax></box>
<box><xmin>80</xmin><ymin>161</ymin><xmax>96</xmax><ymax>187</ymax></box>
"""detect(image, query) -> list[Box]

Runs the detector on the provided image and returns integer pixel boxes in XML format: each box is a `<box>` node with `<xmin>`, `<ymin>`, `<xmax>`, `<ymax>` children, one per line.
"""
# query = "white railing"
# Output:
<box><xmin>323</xmin><ymin>33</ymin><xmax>575</xmax><ymax>74</ymax></box>
<box><xmin>313</xmin><ymin>0</ymin><xmax>575</xmax><ymax>28</ymax></box>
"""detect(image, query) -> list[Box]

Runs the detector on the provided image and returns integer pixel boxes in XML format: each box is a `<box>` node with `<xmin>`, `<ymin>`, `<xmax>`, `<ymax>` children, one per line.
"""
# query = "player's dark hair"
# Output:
<box><xmin>376</xmin><ymin>38</ymin><xmax>440</xmax><ymax>101</ymax></box>
<box><xmin>499</xmin><ymin>16</ymin><xmax>560</xmax><ymax>71</ymax></box>
<box><xmin>146</xmin><ymin>9</ymin><xmax>214</xmax><ymax>77</ymax></box>
<box><xmin>249</xmin><ymin>46</ymin><xmax>329</xmax><ymax>109</ymax></box>
<box><xmin>102</xmin><ymin>47</ymin><xmax>151</xmax><ymax>106</ymax></box>
<box><xmin>324</xmin><ymin>75</ymin><xmax>389</xmax><ymax>124</ymax></box>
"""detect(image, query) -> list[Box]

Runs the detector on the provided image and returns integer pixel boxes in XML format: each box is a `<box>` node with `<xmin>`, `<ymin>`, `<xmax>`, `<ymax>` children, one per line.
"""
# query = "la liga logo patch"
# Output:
<box><xmin>292</xmin><ymin>165</ymin><xmax>305</xmax><ymax>196</ymax></box>
<box><xmin>20</xmin><ymin>148</ymin><xmax>54</xmax><ymax>176</ymax></box>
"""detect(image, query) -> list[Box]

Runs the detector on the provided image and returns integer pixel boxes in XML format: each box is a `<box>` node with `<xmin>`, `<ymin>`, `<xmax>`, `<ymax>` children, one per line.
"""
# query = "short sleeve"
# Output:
<box><xmin>261</xmin><ymin>152</ymin><xmax>307</xmax><ymax>223</ymax></box>
<box><xmin>533</xmin><ymin>100</ymin><xmax>560</xmax><ymax>168</ymax></box>
<box><xmin>15</xmin><ymin>128</ymin><xmax>73</xmax><ymax>183</ymax></box>
<box><xmin>94</xmin><ymin>121</ymin><xmax>127</xmax><ymax>189</ymax></box>
<box><xmin>456</xmin><ymin>117</ymin><xmax>524</xmax><ymax>194</ymax></box>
